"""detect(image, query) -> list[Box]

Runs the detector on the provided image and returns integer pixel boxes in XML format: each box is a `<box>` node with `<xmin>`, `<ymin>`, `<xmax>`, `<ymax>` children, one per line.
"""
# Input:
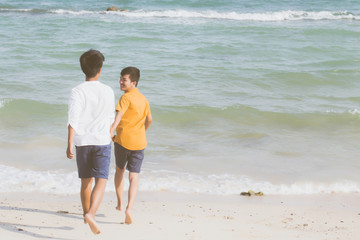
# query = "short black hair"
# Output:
<box><xmin>80</xmin><ymin>49</ymin><xmax>105</xmax><ymax>78</ymax></box>
<box><xmin>121</xmin><ymin>66</ymin><xmax>140</xmax><ymax>86</ymax></box>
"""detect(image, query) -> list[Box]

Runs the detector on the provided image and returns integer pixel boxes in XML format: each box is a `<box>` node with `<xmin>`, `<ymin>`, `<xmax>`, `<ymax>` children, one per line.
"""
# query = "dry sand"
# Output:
<box><xmin>0</xmin><ymin>191</ymin><xmax>359</xmax><ymax>240</ymax></box>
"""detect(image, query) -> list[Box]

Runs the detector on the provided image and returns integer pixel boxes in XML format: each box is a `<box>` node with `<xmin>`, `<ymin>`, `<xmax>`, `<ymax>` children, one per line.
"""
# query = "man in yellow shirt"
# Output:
<box><xmin>110</xmin><ymin>66</ymin><xmax>152</xmax><ymax>224</ymax></box>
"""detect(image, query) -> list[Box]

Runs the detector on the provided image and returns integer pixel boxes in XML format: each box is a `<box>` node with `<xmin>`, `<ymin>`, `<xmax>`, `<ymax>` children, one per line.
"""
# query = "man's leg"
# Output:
<box><xmin>125</xmin><ymin>172</ymin><xmax>139</xmax><ymax>224</ymax></box>
<box><xmin>80</xmin><ymin>178</ymin><xmax>93</xmax><ymax>219</ymax></box>
<box><xmin>114</xmin><ymin>166</ymin><xmax>125</xmax><ymax>211</ymax></box>
<box><xmin>84</xmin><ymin>178</ymin><xmax>107</xmax><ymax>234</ymax></box>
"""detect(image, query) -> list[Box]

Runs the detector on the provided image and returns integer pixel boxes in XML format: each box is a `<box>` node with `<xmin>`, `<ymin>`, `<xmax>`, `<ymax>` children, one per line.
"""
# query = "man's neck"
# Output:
<box><xmin>125</xmin><ymin>87</ymin><xmax>137</xmax><ymax>93</ymax></box>
<box><xmin>85</xmin><ymin>70</ymin><xmax>101</xmax><ymax>81</ymax></box>
<box><xmin>85</xmin><ymin>77</ymin><xmax>98</xmax><ymax>82</ymax></box>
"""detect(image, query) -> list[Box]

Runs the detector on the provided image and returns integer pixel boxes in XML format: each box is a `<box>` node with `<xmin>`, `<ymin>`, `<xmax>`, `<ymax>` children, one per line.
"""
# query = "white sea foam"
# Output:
<box><xmin>348</xmin><ymin>109</ymin><xmax>360</xmax><ymax>115</ymax></box>
<box><xmin>1</xmin><ymin>8</ymin><xmax>359</xmax><ymax>21</ymax></box>
<box><xmin>140</xmin><ymin>170</ymin><xmax>360</xmax><ymax>195</ymax></box>
<box><xmin>120</xmin><ymin>10</ymin><xmax>360</xmax><ymax>22</ymax></box>
<box><xmin>0</xmin><ymin>8</ymin><xmax>32</xmax><ymax>12</ymax></box>
<box><xmin>0</xmin><ymin>165</ymin><xmax>359</xmax><ymax>195</ymax></box>
<box><xmin>325</xmin><ymin>108</ymin><xmax>360</xmax><ymax>116</ymax></box>
<box><xmin>0</xmin><ymin>99</ymin><xmax>11</xmax><ymax>109</ymax></box>
<box><xmin>49</xmin><ymin>9</ymin><xmax>97</xmax><ymax>15</ymax></box>
<box><xmin>0</xmin><ymin>165</ymin><xmax>80</xmax><ymax>194</ymax></box>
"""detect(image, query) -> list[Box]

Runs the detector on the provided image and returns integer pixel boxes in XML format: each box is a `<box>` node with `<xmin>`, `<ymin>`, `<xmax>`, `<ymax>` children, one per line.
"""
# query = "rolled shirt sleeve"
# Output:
<box><xmin>116</xmin><ymin>95</ymin><xmax>130</xmax><ymax>114</ymax></box>
<box><xmin>67</xmin><ymin>88</ymin><xmax>82</xmax><ymax>134</ymax></box>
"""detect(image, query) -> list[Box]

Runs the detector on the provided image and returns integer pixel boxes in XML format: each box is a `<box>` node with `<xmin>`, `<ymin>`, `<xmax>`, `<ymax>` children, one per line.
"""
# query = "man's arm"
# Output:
<box><xmin>145</xmin><ymin>113</ymin><xmax>152</xmax><ymax>131</ymax></box>
<box><xmin>66</xmin><ymin>124</ymin><xmax>76</xmax><ymax>159</ymax></box>
<box><xmin>110</xmin><ymin>111</ymin><xmax>123</xmax><ymax>140</ymax></box>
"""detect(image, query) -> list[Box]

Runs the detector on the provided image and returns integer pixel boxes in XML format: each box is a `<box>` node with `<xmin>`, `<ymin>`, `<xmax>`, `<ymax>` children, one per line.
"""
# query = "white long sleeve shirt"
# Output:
<box><xmin>68</xmin><ymin>81</ymin><xmax>115</xmax><ymax>146</ymax></box>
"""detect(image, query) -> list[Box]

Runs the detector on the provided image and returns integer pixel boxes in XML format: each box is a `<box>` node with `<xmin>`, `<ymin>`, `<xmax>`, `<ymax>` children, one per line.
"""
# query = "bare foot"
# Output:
<box><xmin>84</xmin><ymin>213</ymin><xmax>101</xmax><ymax>234</ymax></box>
<box><xmin>115</xmin><ymin>205</ymin><xmax>122</xmax><ymax>211</ymax></box>
<box><xmin>125</xmin><ymin>209</ymin><xmax>133</xmax><ymax>224</ymax></box>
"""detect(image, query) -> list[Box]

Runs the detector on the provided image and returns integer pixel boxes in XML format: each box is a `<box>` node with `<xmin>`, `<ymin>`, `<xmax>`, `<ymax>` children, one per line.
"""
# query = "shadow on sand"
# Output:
<box><xmin>0</xmin><ymin>205</ymin><xmax>80</xmax><ymax>240</ymax></box>
<box><xmin>0</xmin><ymin>204</ymin><xmax>119</xmax><ymax>239</ymax></box>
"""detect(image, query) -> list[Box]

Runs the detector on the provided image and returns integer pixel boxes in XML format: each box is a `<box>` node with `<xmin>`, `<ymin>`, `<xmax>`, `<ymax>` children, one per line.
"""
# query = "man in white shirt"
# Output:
<box><xmin>67</xmin><ymin>49</ymin><xmax>114</xmax><ymax>235</ymax></box>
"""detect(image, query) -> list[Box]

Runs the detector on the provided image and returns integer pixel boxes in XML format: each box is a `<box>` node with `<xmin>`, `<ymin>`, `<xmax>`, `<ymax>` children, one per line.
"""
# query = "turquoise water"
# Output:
<box><xmin>0</xmin><ymin>0</ymin><xmax>360</xmax><ymax>195</ymax></box>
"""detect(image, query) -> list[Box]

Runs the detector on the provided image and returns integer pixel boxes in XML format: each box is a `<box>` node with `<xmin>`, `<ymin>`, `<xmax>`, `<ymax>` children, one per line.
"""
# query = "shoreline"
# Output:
<box><xmin>0</xmin><ymin>191</ymin><xmax>359</xmax><ymax>240</ymax></box>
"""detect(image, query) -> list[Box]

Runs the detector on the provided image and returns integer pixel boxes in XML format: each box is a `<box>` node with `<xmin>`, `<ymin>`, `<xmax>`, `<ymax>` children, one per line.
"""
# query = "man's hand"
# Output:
<box><xmin>66</xmin><ymin>145</ymin><xmax>74</xmax><ymax>159</ymax></box>
<box><xmin>67</xmin><ymin>124</ymin><xmax>76</xmax><ymax>159</ymax></box>
<box><xmin>111</xmin><ymin>134</ymin><xmax>116</xmax><ymax>142</ymax></box>
<box><xmin>110</xmin><ymin>111</ymin><xmax>122</xmax><ymax>142</ymax></box>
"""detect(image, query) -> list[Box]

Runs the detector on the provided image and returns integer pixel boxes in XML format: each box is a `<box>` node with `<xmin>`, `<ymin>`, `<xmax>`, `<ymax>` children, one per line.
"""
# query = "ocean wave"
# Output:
<box><xmin>0</xmin><ymin>165</ymin><xmax>358</xmax><ymax>195</ymax></box>
<box><xmin>326</xmin><ymin>108</ymin><xmax>360</xmax><ymax>115</ymax></box>
<box><xmin>0</xmin><ymin>8</ymin><xmax>47</xmax><ymax>13</ymax></box>
<box><xmin>348</xmin><ymin>109</ymin><xmax>360</xmax><ymax>115</ymax></box>
<box><xmin>0</xmin><ymin>99</ymin><xmax>10</xmax><ymax>109</ymax></box>
<box><xmin>0</xmin><ymin>99</ymin><xmax>67</xmax><ymax>140</ymax></box>
<box><xmin>49</xmin><ymin>9</ymin><xmax>96</xmax><ymax>15</ymax></box>
<box><xmin>0</xmin><ymin>98</ymin><xmax>66</xmax><ymax>114</ymax></box>
<box><xmin>141</xmin><ymin>170</ymin><xmax>360</xmax><ymax>195</ymax></box>
<box><xmin>153</xmin><ymin>104</ymin><xmax>360</xmax><ymax>130</ymax></box>
<box><xmin>117</xmin><ymin>10</ymin><xmax>360</xmax><ymax>21</ymax></box>
<box><xmin>1</xmin><ymin>8</ymin><xmax>359</xmax><ymax>21</ymax></box>
<box><xmin>0</xmin><ymin>98</ymin><xmax>67</xmax><ymax>128</ymax></box>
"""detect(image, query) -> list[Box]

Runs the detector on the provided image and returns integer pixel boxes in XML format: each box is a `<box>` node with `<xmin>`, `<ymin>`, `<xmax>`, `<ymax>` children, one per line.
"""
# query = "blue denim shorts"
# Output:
<box><xmin>114</xmin><ymin>142</ymin><xmax>144</xmax><ymax>173</ymax></box>
<box><xmin>75</xmin><ymin>144</ymin><xmax>111</xmax><ymax>179</ymax></box>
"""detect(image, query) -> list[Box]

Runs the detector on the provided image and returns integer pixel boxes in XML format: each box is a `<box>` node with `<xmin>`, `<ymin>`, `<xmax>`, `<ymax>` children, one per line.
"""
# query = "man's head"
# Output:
<box><xmin>121</xmin><ymin>67</ymin><xmax>140</xmax><ymax>86</ymax></box>
<box><xmin>120</xmin><ymin>67</ymin><xmax>140</xmax><ymax>92</ymax></box>
<box><xmin>80</xmin><ymin>49</ymin><xmax>105</xmax><ymax>78</ymax></box>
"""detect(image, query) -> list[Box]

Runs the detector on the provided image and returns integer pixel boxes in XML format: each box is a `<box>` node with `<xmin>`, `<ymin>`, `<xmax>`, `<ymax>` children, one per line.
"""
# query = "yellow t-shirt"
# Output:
<box><xmin>114</xmin><ymin>88</ymin><xmax>151</xmax><ymax>150</ymax></box>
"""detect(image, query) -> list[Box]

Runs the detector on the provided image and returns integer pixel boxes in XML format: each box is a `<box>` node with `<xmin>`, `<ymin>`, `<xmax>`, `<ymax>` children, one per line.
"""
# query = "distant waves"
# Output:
<box><xmin>1</xmin><ymin>8</ymin><xmax>360</xmax><ymax>21</ymax></box>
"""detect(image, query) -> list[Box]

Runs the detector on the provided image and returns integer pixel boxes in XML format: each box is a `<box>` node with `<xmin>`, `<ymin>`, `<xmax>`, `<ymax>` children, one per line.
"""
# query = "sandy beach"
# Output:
<box><xmin>1</xmin><ymin>1</ymin><xmax>360</xmax><ymax>239</ymax></box>
<box><xmin>0</xmin><ymin>191</ymin><xmax>359</xmax><ymax>240</ymax></box>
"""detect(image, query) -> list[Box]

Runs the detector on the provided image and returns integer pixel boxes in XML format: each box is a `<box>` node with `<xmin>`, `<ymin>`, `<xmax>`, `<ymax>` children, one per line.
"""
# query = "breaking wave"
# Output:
<box><xmin>1</xmin><ymin>8</ymin><xmax>359</xmax><ymax>21</ymax></box>
<box><xmin>0</xmin><ymin>165</ymin><xmax>358</xmax><ymax>195</ymax></box>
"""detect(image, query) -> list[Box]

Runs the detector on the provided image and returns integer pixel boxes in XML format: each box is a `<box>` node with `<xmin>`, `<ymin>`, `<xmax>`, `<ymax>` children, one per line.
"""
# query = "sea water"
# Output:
<box><xmin>0</xmin><ymin>0</ymin><xmax>360</xmax><ymax>195</ymax></box>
